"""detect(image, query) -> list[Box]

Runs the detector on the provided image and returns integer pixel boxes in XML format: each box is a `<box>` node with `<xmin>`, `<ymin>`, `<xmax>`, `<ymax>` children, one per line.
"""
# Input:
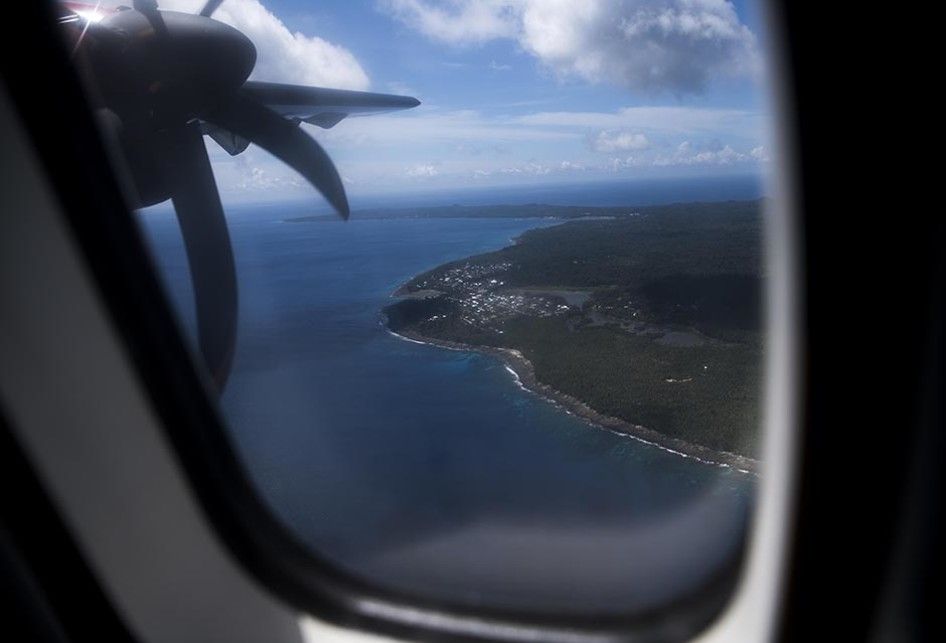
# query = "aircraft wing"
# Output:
<box><xmin>242</xmin><ymin>81</ymin><xmax>421</xmax><ymax>129</ymax></box>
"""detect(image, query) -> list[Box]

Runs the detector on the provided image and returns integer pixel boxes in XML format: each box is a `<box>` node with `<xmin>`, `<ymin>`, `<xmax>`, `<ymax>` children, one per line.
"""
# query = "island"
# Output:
<box><xmin>383</xmin><ymin>199</ymin><xmax>764</xmax><ymax>473</ymax></box>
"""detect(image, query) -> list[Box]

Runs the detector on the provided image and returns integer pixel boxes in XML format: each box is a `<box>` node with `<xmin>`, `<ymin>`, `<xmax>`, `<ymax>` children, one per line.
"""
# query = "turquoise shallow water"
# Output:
<box><xmin>140</xmin><ymin>203</ymin><xmax>755</xmax><ymax>615</ymax></box>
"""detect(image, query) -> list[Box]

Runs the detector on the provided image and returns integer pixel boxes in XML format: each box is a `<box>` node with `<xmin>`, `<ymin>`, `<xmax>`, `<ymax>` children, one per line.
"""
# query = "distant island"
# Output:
<box><xmin>285</xmin><ymin>203</ymin><xmax>648</xmax><ymax>222</ymax></box>
<box><xmin>382</xmin><ymin>200</ymin><xmax>764</xmax><ymax>472</ymax></box>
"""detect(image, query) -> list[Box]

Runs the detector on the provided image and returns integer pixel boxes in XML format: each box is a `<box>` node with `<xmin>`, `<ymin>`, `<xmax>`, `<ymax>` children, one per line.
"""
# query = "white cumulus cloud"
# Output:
<box><xmin>162</xmin><ymin>0</ymin><xmax>370</xmax><ymax>89</ymax></box>
<box><xmin>380</xmin><ymin>0</ymin><xmax>519</xmax><ymax>43</ymax></box>
<box><xmin>380</xmin><ymin>0</ymin><xmax>758</xmax><ymax>94</ymax></box>
<box><xmin>592</xmin><ymin>130</ymin><xmax>650</xmax><ymax>152</ymax></box>
<box><xmin>750</xmin><ymin>145</ymin><xmax>769</xmax><ymax>161</ymax></box>
<box><xmin>406</xmin><ymin>163</ymin><xmax>440</xmax><ymax>177</ymax></box>
<box><xmin>652</xmin><ymin>140</ymin><xmax>750</xmax><ymax>166</ymax></box>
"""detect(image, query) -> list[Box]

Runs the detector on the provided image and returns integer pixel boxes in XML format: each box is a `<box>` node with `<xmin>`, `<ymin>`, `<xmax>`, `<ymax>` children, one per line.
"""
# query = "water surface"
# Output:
<box><xmin>140</xmin><ymin>202</ymin><xmax>753</xmax><ymax>615</ymax></box>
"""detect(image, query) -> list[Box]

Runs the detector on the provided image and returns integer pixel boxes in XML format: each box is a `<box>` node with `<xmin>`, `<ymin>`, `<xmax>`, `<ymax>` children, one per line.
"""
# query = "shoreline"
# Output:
<box><xmin>387</xmin><ymin>326</ymin><xmax>759</xmax><ymax>475</ymax></box>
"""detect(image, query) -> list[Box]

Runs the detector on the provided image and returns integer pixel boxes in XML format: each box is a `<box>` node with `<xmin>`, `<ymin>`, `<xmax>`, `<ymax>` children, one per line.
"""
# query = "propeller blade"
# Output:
<box><xmin>199</xmin><ymin>0</ymin><xmax>226</xmax><ymax>17</ymax></box>
<box><xmin>207</xmin><ymin>92</ymin><xmax>349</xmax><ymax>218</ymax></box>
<box><xmin>132</xmin><ymin>1</ymin><xmax>169</xmax><ymax>37</ymax></box>
<box><xmin>165</xmin><ymin>121</ymin><xmax>238</xmax><ymax>391</ymax></box>
<box><xmin>241</xmin><ymin>81</ymin><xmax>421</xmax><ymax>126</ymax></box>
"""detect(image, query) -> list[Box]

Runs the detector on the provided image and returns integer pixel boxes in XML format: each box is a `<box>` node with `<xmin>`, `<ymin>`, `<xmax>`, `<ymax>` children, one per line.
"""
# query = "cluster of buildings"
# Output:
<box><xmin>411</xmin><ymin>261</ymin><xmax>575</xmax><ymax>331</ymax></box>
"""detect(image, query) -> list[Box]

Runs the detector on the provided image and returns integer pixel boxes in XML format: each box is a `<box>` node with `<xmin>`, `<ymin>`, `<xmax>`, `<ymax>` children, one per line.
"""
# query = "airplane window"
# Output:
<box><xmin>64</xmin><ymin>0</ymin><xmax>780</xmax><ymax>628</ymax></box>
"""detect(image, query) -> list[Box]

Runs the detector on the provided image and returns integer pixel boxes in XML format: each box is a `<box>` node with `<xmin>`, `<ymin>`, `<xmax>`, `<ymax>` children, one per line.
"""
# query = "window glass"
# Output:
<box><xmin>82</xmin><ymin>0</ymin><xmax>777</xmax><ymax>618</ymax></box>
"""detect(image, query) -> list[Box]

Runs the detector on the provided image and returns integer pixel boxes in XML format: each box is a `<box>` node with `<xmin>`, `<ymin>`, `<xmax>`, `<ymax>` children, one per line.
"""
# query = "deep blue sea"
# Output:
<box><xmin>139</xmin><ymin>178</ymin><xmax>757</xmax><ymax>615</ymax></box>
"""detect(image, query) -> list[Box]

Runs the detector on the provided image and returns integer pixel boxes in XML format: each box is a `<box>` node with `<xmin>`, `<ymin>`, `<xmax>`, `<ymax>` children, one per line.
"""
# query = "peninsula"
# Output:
<box><xmin>383</xmin><ymin>200</ymin><xmax>764</xmax><ymax>471</ymax></box>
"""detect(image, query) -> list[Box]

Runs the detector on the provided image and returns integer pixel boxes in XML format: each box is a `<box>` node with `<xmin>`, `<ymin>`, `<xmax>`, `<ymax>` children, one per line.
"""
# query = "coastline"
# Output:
<box><xmin>387</xmin><ymin>326</ymin><xmax>760</xmax><ymax>475</ymax></box>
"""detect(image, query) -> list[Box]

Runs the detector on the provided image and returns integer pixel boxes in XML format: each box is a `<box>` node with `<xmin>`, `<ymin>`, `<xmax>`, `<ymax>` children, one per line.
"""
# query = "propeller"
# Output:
<box><xmin>66</xmin><ymin>0</ymin><xmax>403</xmax><ymax>390</ymax></box>
<box><xmin>199</xmin><ymin>0</ymin><xmax>225</xmax><ymax>17</ymax></box>
<box><xmin>209</xmin><ymin>93</ymin><xmax>349</xmax><ymax>217</ymax></box>
<box><xmin>165</xmin><ymin>122</ymin><xmax>238</xmax><ymax>388</ymax></box>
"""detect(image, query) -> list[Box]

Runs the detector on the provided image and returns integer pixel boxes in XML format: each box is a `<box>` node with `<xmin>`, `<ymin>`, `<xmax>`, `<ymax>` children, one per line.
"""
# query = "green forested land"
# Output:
<box><xmin>385</xmin><ymin>200</ymin><xmax>765</xmax><ymax>457</ymax></box>
<box><xmin>503</xmin><ymin>318</ymin><xmax>761</xmax><ymax>455</ymax></box>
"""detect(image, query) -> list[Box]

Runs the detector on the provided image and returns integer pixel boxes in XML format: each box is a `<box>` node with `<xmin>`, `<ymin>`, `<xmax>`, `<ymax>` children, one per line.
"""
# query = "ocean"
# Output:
<box><xmin>139</xmin><ymin>178</ymin><xmax>757</xmax><ymax>615</ymax></box>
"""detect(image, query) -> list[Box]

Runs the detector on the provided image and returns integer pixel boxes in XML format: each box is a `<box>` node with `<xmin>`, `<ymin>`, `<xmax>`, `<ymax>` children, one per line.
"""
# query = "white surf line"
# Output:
<box><xmin>503</xmin><ymin>365</ymin><xmax>529</xmax><ymax>392</ymax></box>
<box><xmin>598</xmin><ymin>426</ymin><xmax>755</xmax><ymax>475</ymax></box>
<box><xmin>389</xmin><ymin>329</ymin><xmax>755</xmax><ymax>476</ymax></box>
<box><xmin>502</xmin><ymin>359</ymin><xmax>756</xmax><ymax>476</ymax></box>
<box><xmin>386</xmin><ymin>330</ymin><xmax>429</xmax><ymax>346</ymax></box>
<box><xmin>387</xmin><ymin>329</ymin><xmax>469</xmax><ymax>353</ymax></box>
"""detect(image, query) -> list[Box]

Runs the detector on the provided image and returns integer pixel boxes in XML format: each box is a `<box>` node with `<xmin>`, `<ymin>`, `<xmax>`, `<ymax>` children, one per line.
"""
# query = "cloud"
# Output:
<box><xmin>207</xmin><ymin>102</ymin><xmax>765</xmax><ymax>197</ymax></box>
<box><xmin>649</xmin><ymin>140</ymin><xmax>758</xmax><ymax>166</ymax></box>
<box><xmin>162</xmin><ymin>0</ymin><xmax>370</xmax><ymax>89</ymax></box>
<box><xmin>406</xmin><ymin>163</ymin><xmax>441</xmax><ymax>177</ymax></box>
<box><xmin>503</xmin><ymin>161</ymin><xmax>551</xmax><ymax>175</ymax></box>
<box><xmin>387</xmin><ymin>81</ymin><xmax>419</xmax><ymax>96</ymax></box>
<box><xmin>209</xmin><ymin>148</ymin><xmax>308</xmax><ymax>194</ymax></box>
<box><xmin>606</xmin><ymin>156</ymin><xmax>642</xmax><ymax>171</ymax></box>
<box><xmin>471</xmin><ymin>161</ymin><xmax>554</xmax><ymax>177</ymax></box>
<box><xmin>380</xmin><ymin>0</ymin><xmax>518</xmax><ymax>43</ymax></box>
<box><xmin>316</xmin><ymin>106</ymin><xmax>759</xmax><ymax>151</ymax></box>
<box><xmin>379</xmin><ymin>0</ymin><xmax>758</xmax><ymax>94</ymax></box>
<box><xmin>317</xmin><ymin>109</ymin><xmax>578</xmax><ymax>147</ymax></box>
<box><xmin>592</xmin><ymin>130</ymin><xmax>650</xmax><ymax>152</ymax></box>
<box><xmin>597</xmin><ymin>139</ymin><xmax>769</xmax><ymax>171</ymax></box>
<box><xmin>515</xmin><ymin>106</ymin><xmax>763</xmax><ymax>143</ymax></box>
<box><xmin>476</xmin><ymin>160</ymin><xmax>586</xmax><ymax>178</ymax></box>
<box><xmin>236</xmin><ymin>165</ymin><xmax>301</xmax><ymax>190</ymax></box>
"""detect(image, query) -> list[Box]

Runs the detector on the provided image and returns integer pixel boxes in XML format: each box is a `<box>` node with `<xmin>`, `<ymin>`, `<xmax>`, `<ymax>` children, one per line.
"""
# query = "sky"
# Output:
<box><xmin>152</xmin><ymin>0</ymin><xmax>776</xmax><ymax>203</ymax></box>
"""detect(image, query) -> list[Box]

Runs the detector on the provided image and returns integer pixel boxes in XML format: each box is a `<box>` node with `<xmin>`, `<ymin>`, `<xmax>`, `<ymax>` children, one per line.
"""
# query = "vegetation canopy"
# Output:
<box><xmin>384</xmin><ymin>200</ymin><xmax>765</xmax><ymax>458</ymax></box>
